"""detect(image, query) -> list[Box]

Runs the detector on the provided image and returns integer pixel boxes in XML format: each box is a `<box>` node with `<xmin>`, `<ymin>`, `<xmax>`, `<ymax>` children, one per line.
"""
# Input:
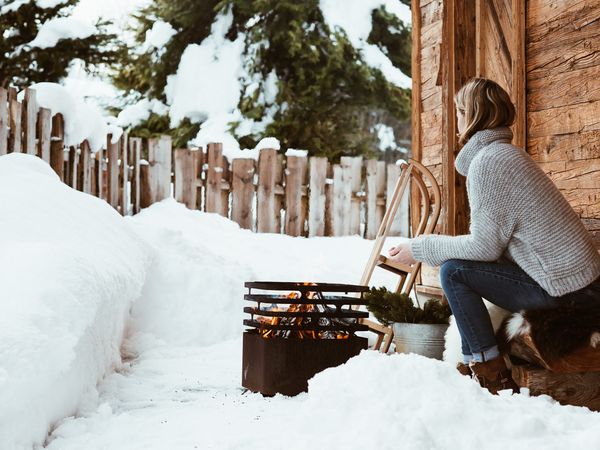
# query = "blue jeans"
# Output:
<box><xmin>440</xmin><ymin>259</ymin><xmax>564</xmax><ymax>362</ymax></box>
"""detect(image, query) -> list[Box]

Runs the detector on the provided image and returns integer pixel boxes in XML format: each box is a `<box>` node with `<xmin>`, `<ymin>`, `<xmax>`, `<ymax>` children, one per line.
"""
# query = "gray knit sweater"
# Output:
<box><xmin>410</xmin><ymin>127</ymin><xmax>600</xmax><ymax>297</ymax></box>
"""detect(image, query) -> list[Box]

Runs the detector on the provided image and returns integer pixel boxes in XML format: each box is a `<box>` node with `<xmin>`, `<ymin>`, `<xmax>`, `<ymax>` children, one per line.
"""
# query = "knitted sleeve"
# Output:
<box><xmin>410</xmin><ymin>155</ymin><xmax>515</xmax><ymax>267</ymax></box>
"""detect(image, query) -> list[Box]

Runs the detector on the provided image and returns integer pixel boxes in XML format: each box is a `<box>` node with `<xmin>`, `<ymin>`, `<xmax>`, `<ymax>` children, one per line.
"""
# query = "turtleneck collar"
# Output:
<box><xmin>454</xmin><ymin>127</ymin><xmax>513</xmax><ymax>176</ymax></box>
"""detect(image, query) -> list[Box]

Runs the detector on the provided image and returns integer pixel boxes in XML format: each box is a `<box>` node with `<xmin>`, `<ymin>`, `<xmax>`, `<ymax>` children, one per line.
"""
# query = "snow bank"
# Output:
<box><xmin>0</xmin><ymin>154</ymin><xmax>152</xmax><ymax>449</ymax></box>
<box><xmin>319</xmin><ymin>0</ymin><xmax>411</xmax><ymax>89</ymax></box>
<box><xmin>290</xmin><ymin>351</ymin><xmax>600</xmax><ymax>449</ymax></box>
<box><xmin>125</xmin><ymin>199</ymin><xmax>402</xmax><ymax>348</ymax></box>
<box><xmin>117</xmin><ymin>98</ymin><xmax>169</xmax><ymax>128</ymax></box>
<box><xmin>27</xmin><ymin>17</ymin><xmax>96</xmax><ymax>49</ymax></box>
<box><xmin>18</xmin><ymin>83</ymin><xmax>113</xmax><ymax>150</ymax></box>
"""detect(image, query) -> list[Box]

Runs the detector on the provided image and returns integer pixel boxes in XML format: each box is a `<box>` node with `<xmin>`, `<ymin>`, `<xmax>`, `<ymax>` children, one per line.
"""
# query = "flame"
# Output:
<box><xmin>256</xmin><ymin>286</ymin><xmax>349</xmax><ymax>340</ymax></box>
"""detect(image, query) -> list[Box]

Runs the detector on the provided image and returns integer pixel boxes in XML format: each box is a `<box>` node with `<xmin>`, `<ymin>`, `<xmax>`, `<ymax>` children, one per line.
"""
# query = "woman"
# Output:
<box><xmin>388</xmin><ymin>78</ymin><xmax>600</xmax><ymax>394</ymax></box>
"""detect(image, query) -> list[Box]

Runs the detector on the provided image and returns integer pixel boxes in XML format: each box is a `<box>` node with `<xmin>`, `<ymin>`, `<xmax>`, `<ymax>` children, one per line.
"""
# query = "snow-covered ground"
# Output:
<box><xmin>1</xmin><ymin>155</ymin><xmax>599</xmax><ymax>449</ymax></box>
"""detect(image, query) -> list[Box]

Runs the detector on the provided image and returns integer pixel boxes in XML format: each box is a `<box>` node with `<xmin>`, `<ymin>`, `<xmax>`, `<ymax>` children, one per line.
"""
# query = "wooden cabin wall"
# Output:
<box><xmin>526</xmin><ymin>1</ymin><xmax>600</xmax><ymax>248</ymax></box>
<box><xmin>412</xmin><ymin>0</ymin><xmax>444</xmax><ymax>287</ymax></box>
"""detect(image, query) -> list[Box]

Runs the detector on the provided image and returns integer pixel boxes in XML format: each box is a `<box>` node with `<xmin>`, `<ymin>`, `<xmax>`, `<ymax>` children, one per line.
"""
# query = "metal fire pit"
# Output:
<box><xmin>242</xmin><ymin>281</ymin><xmax>369</xmax><ymax>396</ymax></box>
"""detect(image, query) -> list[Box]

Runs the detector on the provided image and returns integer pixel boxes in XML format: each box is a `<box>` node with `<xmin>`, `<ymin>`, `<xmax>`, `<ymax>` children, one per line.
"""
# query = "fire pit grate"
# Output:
<box><xmin>242</xmin><ymin>281</ymin><xmax>370</xmax><ymax>396</ymax></box>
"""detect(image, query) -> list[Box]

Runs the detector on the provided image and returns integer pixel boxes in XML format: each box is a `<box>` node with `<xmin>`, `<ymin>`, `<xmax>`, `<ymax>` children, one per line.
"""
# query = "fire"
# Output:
<box><xmin>257</xmin><ymin>286</ymin><xmax>350</xmax><ymax>340</ymax></box>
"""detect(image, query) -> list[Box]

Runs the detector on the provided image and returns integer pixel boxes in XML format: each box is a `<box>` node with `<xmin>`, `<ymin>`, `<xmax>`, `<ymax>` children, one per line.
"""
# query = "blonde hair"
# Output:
<box><xmin>454</xmin><ymin>78</ymin><xmax>515</xmax><ymax>145</ymax></box>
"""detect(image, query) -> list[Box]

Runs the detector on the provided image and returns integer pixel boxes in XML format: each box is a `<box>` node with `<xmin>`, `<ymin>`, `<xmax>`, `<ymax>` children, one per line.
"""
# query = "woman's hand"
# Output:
<box><xmin>388</xmin><ymin>240</ymin><xmax>417</xmax><ymax>266</ymax></box>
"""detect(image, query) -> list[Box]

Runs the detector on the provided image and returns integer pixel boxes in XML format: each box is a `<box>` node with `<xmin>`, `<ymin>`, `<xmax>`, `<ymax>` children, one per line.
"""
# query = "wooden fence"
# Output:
<box><xmin>0</xmin><ymin>86</ymin><xmax>409</xmax><ymax>238</ymax></box>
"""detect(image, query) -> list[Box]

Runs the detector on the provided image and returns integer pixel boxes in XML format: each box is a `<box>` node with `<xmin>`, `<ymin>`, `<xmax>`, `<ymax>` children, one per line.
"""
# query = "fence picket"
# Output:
<box><xmin>120</xmin><ymin>134</ymin><xmax>128</xmax><ymax>214</ymax></box>
<box><xmin>205</xmin><ymin>142</ymin><xmax>224</xmax><ymax>215</ymax></box>
<box><xmin>107</xmin><ymin>135</ymin><xmax>119</xmax><ymax>209</ymax></box>
<box><xmin>8</xmin><ymin>98</ymin><xmax>21</xmax><ymax>153</ymax></box>
<box><xmin>308</xmin><ymin>157</ymin><xmax>327</xmax><ymax>237</ymax></box>
<box><xmin>257</xmin><ymin>148</ymin><xmax>279</xmax><ymax>233</ymax></box>
<box><xmin>285</xmin><ymin>155</ymin><xmax>308</xmax><ymax>236</ymax></box>
<box><xmin>50</xmin><ymin>114</ymin><xmax>64</xmax><ymax>180</ymax></box>
<box><xmin>148</xmin><ymin>136</ymin><xmax>172</xmax><ymax>204</ymax></box>
<box><xmin>68</xmin><ymin>146</ymin><xmax>78</xmax><ymax>189</ymax></box>
<box><xmin>37</xmin><ymin>107</ymin><xmax>51</xmax><ymax>162</ymax></box>
<box><xmin>231</xmin><ymin>158</ymin><xmax>255</xmax><ymax>230</ymax></box>
<box><xmin>22</xmin><ymin>88</ymin><xmax>37</xmax><ymax>155</ymax></box>
<box><xmin>0</xmin><ymin>88</ymin><xmax>7</xmax><ymax>155</ymax></box>
<box><xmin>174</xmin><ymin>148</ymin><xmax>199</xmax><ymax>209</ymax></box>
<box><xmin>80</xmin><ymin>141</ymin><xmax>92</xmax><ymax>194</ymax></box>
<box><xmin>341</xmin><ymin>156</ymin><xmax>363</xmax><ymax>235</ymax></box>
<box><xmin>332</xmin><ymin>163</ymin><xmax>352</xmax><ymax>236</ymax></box>
<box><xmin>130</xmin><ymin>137</ymin><xmax>142</xmax><ymax>214</ymax></box>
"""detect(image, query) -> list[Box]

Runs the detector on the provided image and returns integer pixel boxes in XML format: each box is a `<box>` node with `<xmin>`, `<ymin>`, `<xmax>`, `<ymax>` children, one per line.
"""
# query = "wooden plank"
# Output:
<box><xmin>331</xmin><ymin>163</ymin><xmax>352</xmax><ymax>236</ymax></box>
<box><xmin>536</xmin><ymin>159</ymin><xmax>600</xmax><ymax>191</ymax></box>
<box><xmin>21</xmin><ymin>88</ymin><xmax>37</xmax><ymax>155</ymax></box>
<box><xmin>193</xmin><ymin>147</ymin><xmax>204</xmax><ymax>210</ymax></box>
<box><xmin>174</xmin><ymin>148</ymin><xmax>199</xmax><ymax>209</ymax></box>
<box><xmin>284</xmin><ymin>155</ymin><xmax>308</xmax><ymax>236</ymax></box>
<box><xmin>50</xmin><ymin>114</ymin><xmax>64</xmax><ymax>181</ymax></box>
<box><xmin>365</xmin><ymin>159</ymin><xmax>379</xmax><ymax>240</ymax></box>
<box><xmin>512</xmin><ymin>363</ymin><xmax>600</xmax><ymax>411</ymax></box>
<box><xmin>120</xmin><ymin>134</ymin><xmax>129</xmax><ymax>214</ymax></box>
<box><xmin>80</xmin><ymin>140</ymin><xmax>92</xmax><ymax>194</ymax></box>
<box><xmin>205</xmin><ymin>142</ymin><xmax>224</xmax><ymax>215</ymax></box>
<box><xmin>307</xmin><ymin>157</ymin><xmax>327</xmax><ymax>237</ymax></box>
<box><xmin>257</xmin><ymin>148</ymin><xmax>279</xmax><ymax>233</ymax></box>
<box><xmin>220</xmin><ymin>155</ymin><xmax>231</xmax><ymax>217</ymax></box>
<box><xmin>527</xmin><ymin>66</ymin><xmax>600</xmax><ymax>112</ymax></box>
<box><xmin>511</xmin><ymin>0</ymin><xmax>526</xmax><ymax>148</ymax></box>
<box><xmin>130</xmin><ymin>137</ymin><xmax>142</xmax><ymax>214</ymax></box>
<box><xmin>36</xmin><ymin>107</ymin><xmax>51</xmax><ymax>162</ymax></box>
<box><xmin>89</xmin><ymin>153</ymin><xmax>97</xmax><ymax>197</ymax></box>
<box><xmin>107</xmin><ymin>135</ymin><xmax>120</xmax><ymax>208</ymax></box>
<box><xmin>528</xmin><ymin>130</ymin><xmax>600</xmax><ymax>163</ymax></box>
<box><xmin>340</xmin><ymin>156</ymin><xmax>363</xmax><ymax>236</ymax></box>
<box><xmin>0</xmin><ymin>88</ymin><xmax>8</xmax><ymax>155</ymax></box>
<box><xmin>528</xmin><ymin>101</ymin><xmax>600</xmax><ymax>139</ymax></box>
<box><xmin>68</xmin><ymin>146</ymin><xmax>78</xmax><ymax>189</ymax></box>
<box><xmin>148</xmin><ymin>136</ymin><xmax>172</xmax><ymax>204</ymax></box>
<box><xmin>231</xmin><ymin>158</ymin><xmax>255</xmax><ymax>230</ymax></box>
<box><xmin>386</xmin><ymin>164</ymin><xmax>408</xmax><ymax>236</ymax></box>
<box><xmin>140</xmin><ymin>160</ymin><xmax>152</xmax><ymax>208</ymax></box>
<box><xmin>8</xmin><ymin>98</ymin><xmax>21</xmax><ymax>153</ymax></box>
<box><xmin>526</xmin><ymin>2</ymin><xmax>600</xmax><ymax>80</ymax></box>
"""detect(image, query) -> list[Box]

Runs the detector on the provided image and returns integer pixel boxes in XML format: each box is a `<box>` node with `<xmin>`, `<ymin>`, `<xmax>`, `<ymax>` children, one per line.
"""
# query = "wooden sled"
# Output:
<box><xmin>358</xmin><ymin>159</ymin><xmax>442</xmax><ymax>352</ymax></box>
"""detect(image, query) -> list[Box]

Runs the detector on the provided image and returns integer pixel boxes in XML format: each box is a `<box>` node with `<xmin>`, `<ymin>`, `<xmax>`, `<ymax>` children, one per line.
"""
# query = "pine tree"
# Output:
<box><xmin>0</xmin><ymin>0</ymin><xmax>116</xmax><ymax>89</ymax></box>
<box><xmin>114</xmin><ymin>0</ymin><xmax>412</xmax><ymax>159</ymax></box>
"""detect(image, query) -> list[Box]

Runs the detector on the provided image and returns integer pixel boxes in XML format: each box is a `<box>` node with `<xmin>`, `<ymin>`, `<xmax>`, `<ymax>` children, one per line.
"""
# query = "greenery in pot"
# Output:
<box><xmin>364</xmin><ymin>287</ymin><xmax>452</xmax><ymax>326</ymax></box>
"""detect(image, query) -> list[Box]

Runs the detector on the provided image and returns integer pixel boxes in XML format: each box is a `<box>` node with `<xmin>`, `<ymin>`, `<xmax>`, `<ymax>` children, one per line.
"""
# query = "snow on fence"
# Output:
<box><xmin>0</xmin><ymin>86</ymin><xmax>409</xmax><ymax>238</ymax></box>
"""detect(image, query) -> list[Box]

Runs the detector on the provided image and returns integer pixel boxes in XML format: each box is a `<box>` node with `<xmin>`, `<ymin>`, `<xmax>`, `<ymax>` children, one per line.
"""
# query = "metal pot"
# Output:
<box><xmin>392</xmin><ymin>322</ymin><xmax>449</xmax><ymax>360</ymax></box>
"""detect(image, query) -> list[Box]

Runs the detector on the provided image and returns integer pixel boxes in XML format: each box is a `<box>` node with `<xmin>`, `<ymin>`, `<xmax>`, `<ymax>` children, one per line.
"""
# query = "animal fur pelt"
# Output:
<box><xmin>497</xmin><ymin>303</ymin><xmax>600</xmax><ymax>362</ymax></box>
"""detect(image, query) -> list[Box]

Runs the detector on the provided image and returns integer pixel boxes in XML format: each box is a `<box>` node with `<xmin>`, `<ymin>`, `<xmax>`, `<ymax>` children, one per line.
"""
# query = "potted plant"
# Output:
<box><xmin>364</xmin><ymin>287</ymin><xmax>452</xmax><ymax>359</ymax></box>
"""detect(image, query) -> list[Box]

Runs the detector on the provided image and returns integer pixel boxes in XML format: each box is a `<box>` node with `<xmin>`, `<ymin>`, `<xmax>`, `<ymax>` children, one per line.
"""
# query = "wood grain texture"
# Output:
<box><xmin>308</xmin><ymin>156</ymin><xmax>328</xmax><ymax>237</ymax></box>
<box><xmin>36</xmin><ymin>107</ymin><xmax>51</xmax><ymax>162</ymax></box>
<box><xmin>0</xmin><ymin>88</ymin><xmax>8</xmax><ymax>155</ymax></box>
<box><xmin>129</xmin><ymin>138</ymin><xmax>142</xmax><ymax>214</ymax></box>
<box><xmin>21</xmin><ymin>88</ymin><xmax>37</xmax><ymax>155</ymax></box>
<box><xmin>284</xmin><ymin>155</ymin><xmax>308</xmax><ymax>236</ymax></box>
<box><xmin>512</xmin><ymin>363</ymin><xmax>600</xmax><ymax>411</ymax></box>
<box><xmin>8</xmin><ymin>99</ymin><xmax>21</xmax><ymax>153</ymax></box>
<box><xmin>50</xmin><ymin>114</ymin><xmax>64</xmax><ymax>181</ymax></box>
<box><xmin>332</xmin><ymin>162</ymin><xmax>352</xmax><ymax>236</ymax></box>
<box><xmin>205</xmin><ymin>143</ymin><xmax>224</xmax><ymax>215</ymax></box>
<box><xmin>257</xmin><ymin>148</ymin><xmax>278</xmax><ymax>233</ymax></box>
<box><xmin>107</xmin><ymin>136</ymin><xmax>120</xmax><ymax>209</ymax></box>
<box><xmin>231</xmin><ymin>158</ymin><xmax>255</xmax><ymax>230</ymax></box>
<box><xmin>174</xmin><ymin>148</ymin><xmax>199</xmax><ymax>209</ymax></box>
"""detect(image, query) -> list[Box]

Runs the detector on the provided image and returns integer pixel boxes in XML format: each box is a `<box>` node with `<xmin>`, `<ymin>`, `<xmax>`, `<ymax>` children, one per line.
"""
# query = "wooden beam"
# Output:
<box><xmin>410</xmin><ymin>0</ymin><xmax>422</xmax><ymax>239</ymax></box>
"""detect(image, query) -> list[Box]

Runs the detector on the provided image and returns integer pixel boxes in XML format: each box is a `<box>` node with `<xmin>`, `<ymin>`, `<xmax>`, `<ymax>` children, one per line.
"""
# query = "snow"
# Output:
<box><xmin>0</xmin><ymin>154</ymin><xmax>152</xmax><ymax>449</ymax></box>
<box><xmin>27</xmin><ymin>18</ymin><xmax>96</xmax><ymax>49</ymax></box>
<box><xmin>1</xmin><ymin>0</ymin><xmax>68</xmax><ymax>14</ymax></box>
<box><xmin>166</xmin><ymin>10</ymin><xmax>244</xmax><ymax>128</ymax></box>
<box><xmin>285</xmin><ymin>148</ymin><xmax>309</xmax><ymax>157</ymax></box>
<box><xmin>319</xmin><ymin>0</ymin><xmax>412</xmax><ymax>89</ymax></box>
<box><xmin>32</xmin><ymin>199</ymin><xmax>600</xmax><ymax>450</ymax></box>
<box><xmin>373</xmin><ymin>123</ymin><xmax>398</xmax><ymax>151</ymax></box>
<box><xmin>117</xmin><ymin>99</ymin><xmax>169</xmax><ymax>128</ymax></box>
<box><xmin>18</xmin><ymin>82</ymin><xmax>115</xmax><ymax>151</ymax></box>
<box><xmin>144</xmin><ymin>20</ymin><xmax>176</xmax><ymax>49</ymax></box>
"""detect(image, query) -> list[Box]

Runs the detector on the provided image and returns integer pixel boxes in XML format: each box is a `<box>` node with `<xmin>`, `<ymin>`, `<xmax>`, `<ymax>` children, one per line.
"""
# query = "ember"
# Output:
<box><xmin>242</xmin><ymin>281</ymin><xmax>370</xmax><ymax>396</ymax></box>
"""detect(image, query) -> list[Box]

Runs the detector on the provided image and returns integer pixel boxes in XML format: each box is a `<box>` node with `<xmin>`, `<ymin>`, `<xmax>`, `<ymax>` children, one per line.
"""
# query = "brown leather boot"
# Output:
<box><xmin>469</xmin><ymin>356</ymin><xmax>519</xmax><ymax>395</ymax></box>
<box><xmin>456</xmin><ymin>362</ymin><xmax>472</xmax><ymax>377</ymax></box>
